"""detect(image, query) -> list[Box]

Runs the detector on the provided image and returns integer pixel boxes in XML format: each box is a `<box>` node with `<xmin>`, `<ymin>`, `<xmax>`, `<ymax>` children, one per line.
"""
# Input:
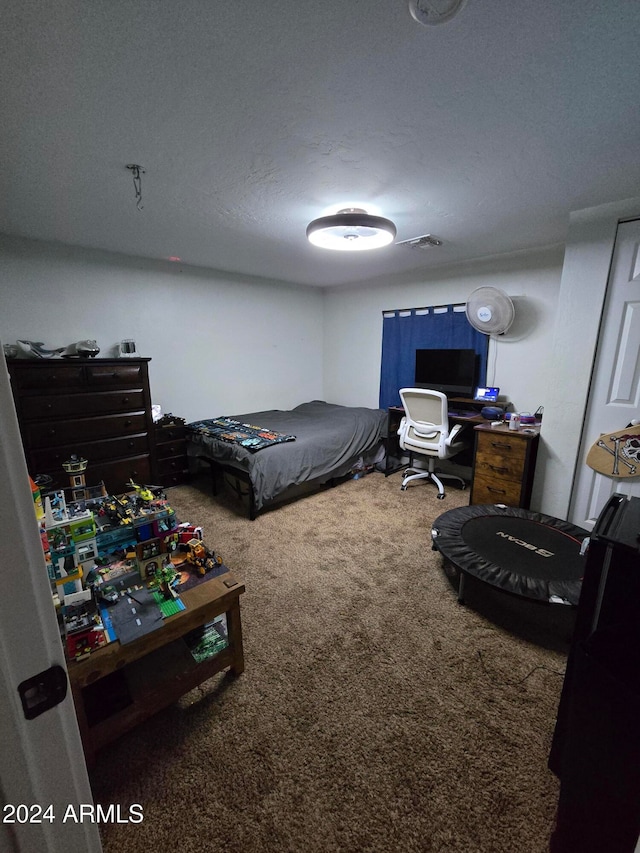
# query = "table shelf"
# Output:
<box><xmin>67</xmin><ymin>572</ymin><xmax>244</xmax><ymax>765</ymax></box>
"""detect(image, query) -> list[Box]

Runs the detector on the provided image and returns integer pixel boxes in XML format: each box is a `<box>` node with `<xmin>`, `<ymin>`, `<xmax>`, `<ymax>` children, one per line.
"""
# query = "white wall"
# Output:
<box><xmin>322</xmin><ymin>245</ymin><xmax>564</xmax><ymax>411</ymax></box>
<box><xmin>323</xmin><ymin>245</ymin><xmax>565</xmax><ymax>510</ymax></box>
<box><xmin>4</xmin><ymin>195</ymin><xmax>640</xmax><ymax>521</ymax></box>
<box><xmin>0</xmin><ymin>235</ymin><xmax>324</xmax><ymax>421</ymax></box>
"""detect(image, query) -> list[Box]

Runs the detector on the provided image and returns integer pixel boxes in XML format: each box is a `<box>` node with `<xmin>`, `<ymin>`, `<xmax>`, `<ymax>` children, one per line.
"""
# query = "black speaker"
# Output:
<box><xmin>550</xmin><ymin>495</ymin><xmax>640</xmax><ymax>853</ymax></box>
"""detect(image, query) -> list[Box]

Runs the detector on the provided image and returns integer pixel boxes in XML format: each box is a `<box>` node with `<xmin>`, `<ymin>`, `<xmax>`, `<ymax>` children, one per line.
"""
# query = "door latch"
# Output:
<box><xmin>18</xmin><ymin>665</ymin><xmax>68</xmax><ymax>720</ymax></box>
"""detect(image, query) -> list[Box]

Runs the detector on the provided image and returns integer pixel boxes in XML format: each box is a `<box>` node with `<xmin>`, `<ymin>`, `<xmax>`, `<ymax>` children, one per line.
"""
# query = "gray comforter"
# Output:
<box><xmin>186</xmin><ymin>400</ymin><xmax>387</xmax><ymax>510</ymax></box>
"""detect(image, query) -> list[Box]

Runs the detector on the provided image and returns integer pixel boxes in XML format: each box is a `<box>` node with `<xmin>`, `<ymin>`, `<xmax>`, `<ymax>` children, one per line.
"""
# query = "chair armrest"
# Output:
<box><xmin>446</xmin><ymin>423</ymin><xmax>466</xmax><ymax>445</ymax></box>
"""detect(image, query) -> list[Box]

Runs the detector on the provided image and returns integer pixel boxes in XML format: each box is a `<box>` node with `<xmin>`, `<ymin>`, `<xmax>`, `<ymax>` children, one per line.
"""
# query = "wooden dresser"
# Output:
<box><xmin>7</xmin><ymin>357</ymin><xmax>156</xmax><ymax>494</ymax></box>
<box><xmin>470</xmin><ymin>422</ymin><xmax>540</xmax><ymax>509</ymax></box>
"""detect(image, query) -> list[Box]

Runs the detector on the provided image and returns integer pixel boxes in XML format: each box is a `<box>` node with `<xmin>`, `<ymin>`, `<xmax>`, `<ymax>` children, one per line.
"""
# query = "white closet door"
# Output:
<box><xmin>570</xmin><ymin>218</ymin><xmax>640</xmax><ymax>529</ymax></box>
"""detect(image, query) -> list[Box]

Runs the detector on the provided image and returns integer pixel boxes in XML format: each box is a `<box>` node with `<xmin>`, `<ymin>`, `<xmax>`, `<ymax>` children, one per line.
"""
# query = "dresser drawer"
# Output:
<box><xmin>155</xmin><ymin>425</ymin><xmax>186</xmax><ymax>443</ymax></box>
<box><xmin>158</xmin><ymin>471</ymin><xmax>190</xmax><ymax>487</ymax></box>
<box><xmin>89</xmin><ymin>455</ymin><xmax>152</xmax><ymax>495</ymax></box>
<box><xmin>470</xmin><ymin>471</ymin><xmax>524</xmax><ymax>506</ymax></box>
<box><xmin>157</xmin><ymin>455</ymin><xmax>188</xmax><ymax>476</ymax></box>
<box><xmin>20</xmin><ymin>389</ymin><xmax>146</xmax><ymax>420</ymax></box>
<box><xmin>30</xmin><ymin>433</ymin><xmax>150</xmax><ymax>472</ymax></box>
<box><xmin>86</xmin><ymin>363</ymin><xmax>146</xmax><ymax>385</ymax></box>
<box><xmin>11</xmin><ymin>364</ymin><xmax>85</xmax><ymax>390</ymax></box>
<box><xmin>26</xmin><ymin>412</ymin><xmax>149</xmax><ymax>448</ymax></box>
<box><xmin>155</xmin><ymin>438</ymin><xmax>187</xmax><ymax>460</ymax></box>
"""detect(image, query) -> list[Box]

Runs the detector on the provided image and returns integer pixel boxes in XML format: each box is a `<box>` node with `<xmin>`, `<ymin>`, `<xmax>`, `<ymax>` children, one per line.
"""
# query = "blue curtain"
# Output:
<box><xmin>378</xmin><ymin>305</ymin><xmax>489</xmax><ymax>409</ymax></box>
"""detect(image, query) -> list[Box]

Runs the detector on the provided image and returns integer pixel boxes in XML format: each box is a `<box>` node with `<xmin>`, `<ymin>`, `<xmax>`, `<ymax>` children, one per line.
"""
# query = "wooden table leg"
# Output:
<box><xmin>226</xmin><ymin>598</ymin><xmax>245</xmax><ymax>675</ymax></box>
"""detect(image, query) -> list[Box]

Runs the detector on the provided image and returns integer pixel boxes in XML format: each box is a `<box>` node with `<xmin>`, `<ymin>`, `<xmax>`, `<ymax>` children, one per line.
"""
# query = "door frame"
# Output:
<box><xmin>568</xmin><ymin>218</ymin><xmax>640</xmax><ymax>528</ymax></box>
<box><xmin>539</xmin><ymin>196</ymin><xmax>640</xmax><ymax>522</ymax></box>
<box><xmin>0</xmin><ymin>345</ymin><xmax>102</xmax><ymax>853</ymax></box>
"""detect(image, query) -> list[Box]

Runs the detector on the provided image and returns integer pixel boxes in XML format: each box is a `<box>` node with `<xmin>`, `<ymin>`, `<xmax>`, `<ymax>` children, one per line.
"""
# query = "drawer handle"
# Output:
<box><xmin>122</xmin><ymin>396</ymin><xmax>130</xmax><ymax>404</ymax></box>
<box><xmin>486</xmin><ymin>486</ymin><xmax>506</xmax><ymax>494</ymax></box>
<box><xmin>47</xmin><ymin>375</ymin><xmax>57</xmax><ymax>382</ymax></box>
<box><xmin>489</xmin><ymin>465</ymin><xmax>508</xmax><ymax>474</ymax></box>
<box><xmin>124</xmin><ymin>419</ymin><xmax>133</xmax><ymax>427</ymax></box>
<box><xmin>48</xmin><ymin>428</ymin><xmax>56</xmax><ymax>436</ymax></box>
<box><xmin>490</xmin><ymin>442</ymin><xmax>512</xmax><ymax>450</ymax></box>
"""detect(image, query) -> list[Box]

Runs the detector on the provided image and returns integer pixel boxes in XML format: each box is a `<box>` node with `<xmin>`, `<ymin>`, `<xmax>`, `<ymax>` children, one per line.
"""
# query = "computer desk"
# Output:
<box><xmin>385</xmin><ymin>405</ymin><xmax>541</xmax><ymax>508</ymax></box>
<box><xmin>447</xmin><ymin>411</ymin><xmax>485</xmax><ymax>425</ymax></box>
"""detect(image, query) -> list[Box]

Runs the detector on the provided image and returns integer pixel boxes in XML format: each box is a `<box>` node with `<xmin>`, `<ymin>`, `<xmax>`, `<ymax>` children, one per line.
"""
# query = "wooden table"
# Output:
<box><xmin>67</xmin><ymin>571</ymin><xmax>245</xmax><ymax>766</ymax></box>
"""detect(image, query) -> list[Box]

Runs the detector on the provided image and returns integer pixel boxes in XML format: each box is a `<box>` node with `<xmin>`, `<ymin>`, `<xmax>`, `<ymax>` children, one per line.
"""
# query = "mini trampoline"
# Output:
<box><xmin>431</xmin><ymin>504</ymin><xmax>588</xmax><ymax>606</ymax></box>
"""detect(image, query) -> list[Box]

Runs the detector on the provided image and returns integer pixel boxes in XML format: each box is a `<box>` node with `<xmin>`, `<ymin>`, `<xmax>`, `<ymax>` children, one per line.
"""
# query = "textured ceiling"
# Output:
<box><xmin>1</xmin><ymin>0</ymin><xmax>639</xmax><ymax>287</ymax></box>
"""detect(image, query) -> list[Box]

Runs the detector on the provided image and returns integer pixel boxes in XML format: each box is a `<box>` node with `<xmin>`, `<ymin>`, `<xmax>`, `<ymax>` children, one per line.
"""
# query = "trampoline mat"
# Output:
<box><xmin>432</xmin><ymin>504</ymin><xmax>588</xmax><ymax>605</ymax></box>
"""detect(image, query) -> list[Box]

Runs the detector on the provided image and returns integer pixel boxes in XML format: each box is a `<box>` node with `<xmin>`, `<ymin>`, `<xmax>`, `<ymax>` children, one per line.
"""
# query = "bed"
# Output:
<box><xmin>185</xmin><ymin>400</ymin><xmax>388</xmax><ymax>518</ymax></box>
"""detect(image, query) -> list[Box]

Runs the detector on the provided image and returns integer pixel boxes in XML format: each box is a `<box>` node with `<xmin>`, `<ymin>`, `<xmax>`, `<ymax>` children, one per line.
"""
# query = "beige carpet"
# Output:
<box><xmin>91</xmin><ymin>471</ymin><xmax>573</xmax><ymax>852</ymax></box>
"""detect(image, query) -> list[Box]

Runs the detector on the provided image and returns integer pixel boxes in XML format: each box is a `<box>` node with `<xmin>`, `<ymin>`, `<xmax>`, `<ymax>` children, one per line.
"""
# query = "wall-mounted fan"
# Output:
<box><xmin>465</xmin><ymin>286</ymin><xmax>515</xmax><ymax>336</ymax></box>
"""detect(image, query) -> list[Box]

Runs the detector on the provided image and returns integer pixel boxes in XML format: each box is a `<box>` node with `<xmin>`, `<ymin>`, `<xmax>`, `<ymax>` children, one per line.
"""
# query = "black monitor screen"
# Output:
<box><xmin>414</xmin><ymin>348</ymin><xmax>477</xmax><ymax>396</ymax></box>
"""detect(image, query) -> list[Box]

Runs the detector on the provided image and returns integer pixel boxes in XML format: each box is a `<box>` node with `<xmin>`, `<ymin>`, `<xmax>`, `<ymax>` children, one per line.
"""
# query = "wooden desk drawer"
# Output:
<box><xmin>470</xmin><ymin>472</ymin><xmax>523</xmax><ymax>506</ymax></box>
<box><xmin>475</xmin><ymin>433</ymin><xmax>527</xmax><ymax>482</ymax></box>
<box><xmin>20</xmin><ymin>389</ymin><xmax>146</xmax><ymax>420</ymax></box>
<box><xmin>474</xmin><ymin>454</ymin><xmax>526</xmax><ymax>484</ymax></box>
<box><xmin>26</xmin><ymin>412</ymin><xmax>149</xmax><ymax>447</ymax></box>
<box><xmin>475</xmin><ymin>432</ymin><xmax>526</xmax><ymax>467</ymax></box>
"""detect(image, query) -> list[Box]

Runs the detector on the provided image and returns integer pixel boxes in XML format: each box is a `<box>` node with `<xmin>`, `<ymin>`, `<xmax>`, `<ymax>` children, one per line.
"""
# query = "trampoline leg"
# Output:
<box><xmin>458</xmin><ymin>572</ymin><xmax>466</xmax><ymax>605</ymax></box>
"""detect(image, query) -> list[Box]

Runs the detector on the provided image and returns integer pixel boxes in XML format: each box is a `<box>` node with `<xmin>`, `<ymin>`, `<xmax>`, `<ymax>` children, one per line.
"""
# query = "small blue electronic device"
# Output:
<box><xmin>474</xmin><ymin>386</ymin><xmax>500</xmax><ymax>403</ymax></box>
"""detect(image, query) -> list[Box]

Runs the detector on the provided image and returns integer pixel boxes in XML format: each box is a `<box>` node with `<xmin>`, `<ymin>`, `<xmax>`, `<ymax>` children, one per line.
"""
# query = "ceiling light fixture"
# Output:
<box><xmin>306</xmin><ymin>208</ymin><xmax>397</xmax><ymax>251</ymax></box>
<box><xmin>408</xmin><ymin>0</ymin><xmax>467</xmax><ymax>26</ymax></box>
<box><xmin>126</xmin><ymin>164</ymin><xmax>145</xmax><ymax>211</ymax></box>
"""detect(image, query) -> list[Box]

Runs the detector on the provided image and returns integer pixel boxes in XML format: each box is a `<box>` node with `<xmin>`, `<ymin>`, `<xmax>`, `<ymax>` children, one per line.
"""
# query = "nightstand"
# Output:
<box><xmin>470</xmin><ymin>422</ymin><xmax>540</xmax><ymax>509</ymax></box>
<box><xmin>154</xmin><ymin>414</ymin><xmax>189</xmax><ymax>487</ymax></box>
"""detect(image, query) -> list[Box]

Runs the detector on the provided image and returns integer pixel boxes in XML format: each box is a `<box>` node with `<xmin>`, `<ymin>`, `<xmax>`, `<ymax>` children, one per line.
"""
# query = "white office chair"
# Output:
<box><xmin>397</xmin><ymin>388</ymin><xmax>469</xmax><ymax>499</ymax></box>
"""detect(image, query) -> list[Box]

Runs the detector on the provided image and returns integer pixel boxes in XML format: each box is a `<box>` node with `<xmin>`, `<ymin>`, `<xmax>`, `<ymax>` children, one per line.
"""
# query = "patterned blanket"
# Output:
<box><xmin>187</xmin><ymin>417</ymin><xmax>296</xmax><ymax>452</ymax></box>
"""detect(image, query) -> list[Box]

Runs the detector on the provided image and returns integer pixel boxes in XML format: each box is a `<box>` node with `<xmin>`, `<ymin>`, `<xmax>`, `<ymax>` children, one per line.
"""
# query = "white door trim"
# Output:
<box><xmin>568</xmin><ymin>219</ymin><xmax>640</xmax><ymax>528</ymax></box>
<box><xmin>0</xmin><ymin>346</ymin><xmax>101</xmax><ymax>853</ymax></box>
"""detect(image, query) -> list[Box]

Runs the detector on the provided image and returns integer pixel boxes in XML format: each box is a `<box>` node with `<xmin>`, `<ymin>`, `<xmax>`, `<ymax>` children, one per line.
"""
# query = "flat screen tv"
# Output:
<box><xmin>414</xmin><ymin>348</ymin><xmax>477</xmax><ymax>397</ymax></box>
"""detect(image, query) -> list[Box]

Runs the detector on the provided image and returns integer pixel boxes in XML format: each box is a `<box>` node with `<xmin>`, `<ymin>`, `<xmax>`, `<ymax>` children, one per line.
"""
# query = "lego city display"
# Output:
<box><xmin>35</xmin><ymin>466</ymin><xmax>226</xmax><ymax>657</ymax></box>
